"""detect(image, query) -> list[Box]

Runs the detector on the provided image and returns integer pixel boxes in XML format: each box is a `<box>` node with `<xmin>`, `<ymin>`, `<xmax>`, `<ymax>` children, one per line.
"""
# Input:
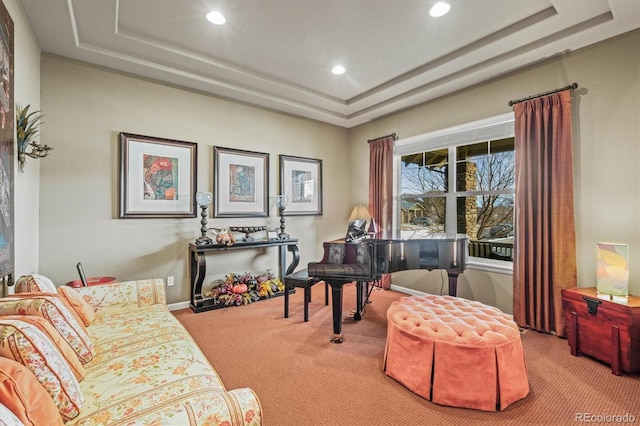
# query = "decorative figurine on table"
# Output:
<box><xmin>216</xmin><ymin>229</ymin><xmax>236</xmax><ymax>246</ymax></box>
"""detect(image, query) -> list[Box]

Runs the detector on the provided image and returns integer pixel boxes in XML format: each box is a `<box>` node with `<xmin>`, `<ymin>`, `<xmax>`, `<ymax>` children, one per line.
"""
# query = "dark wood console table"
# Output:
<box><xmin>189</xmin><ymin>239</ymin><xmax>300</xmax><ymax>313</ymax></box>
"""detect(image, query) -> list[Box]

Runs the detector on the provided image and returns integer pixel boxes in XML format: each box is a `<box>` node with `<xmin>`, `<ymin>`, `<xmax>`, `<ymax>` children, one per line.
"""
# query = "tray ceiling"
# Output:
<box><xmin>17</xmin><ymin>0</ymin><xmax>640</xmax><ymax>128</ymax></box>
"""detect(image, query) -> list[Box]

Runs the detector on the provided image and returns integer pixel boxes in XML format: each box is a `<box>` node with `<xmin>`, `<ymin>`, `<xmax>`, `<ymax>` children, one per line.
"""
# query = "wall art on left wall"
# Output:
<box><xmin>0</xmin><ymin>1</ymin><xmax>14</xmax><ymax>293</ymax></box>
<box><xmin>119</xmin><ymin>133</ymin><xmax>197</xmax><ymax>218</ymax></box>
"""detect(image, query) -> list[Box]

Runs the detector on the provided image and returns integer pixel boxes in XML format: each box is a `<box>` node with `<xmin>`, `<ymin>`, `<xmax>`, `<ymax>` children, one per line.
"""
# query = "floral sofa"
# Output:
<box><xmin>0</xmin><ymin>275</ymin><xmax>262</xmax><ymax>425</ymax></box>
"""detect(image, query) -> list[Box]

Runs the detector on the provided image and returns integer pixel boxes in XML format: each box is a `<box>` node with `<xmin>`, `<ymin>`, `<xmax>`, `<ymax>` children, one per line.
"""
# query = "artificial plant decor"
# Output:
<box><xmin>15</xmin><ymin>103</ymin><xmax>51</xmax><ymax>172</ymax></box>
<box><xmin>206</xmin><ymin>270</ymin><xmax>284</xmax><ymax>307</ymax></box>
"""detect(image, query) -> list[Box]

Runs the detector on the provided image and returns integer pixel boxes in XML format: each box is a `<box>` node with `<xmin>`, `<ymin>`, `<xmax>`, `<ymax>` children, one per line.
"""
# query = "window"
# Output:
<box><xmin>395</xmin><ymin>113</ymin><xmax>515</xmax><ymax>267</ymax></box>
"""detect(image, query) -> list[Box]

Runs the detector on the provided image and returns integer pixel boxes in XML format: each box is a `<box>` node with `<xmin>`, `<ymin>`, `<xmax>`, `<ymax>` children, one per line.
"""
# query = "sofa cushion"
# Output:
<box><xmin>0</xmin><ymin>357</ymin><xmax>64</xmax><ymax>426</ymax></box>
<box><xmin>14</xmin><ymin>274</ymin><xmax>57</xmax><ymax>294</ymax></box>
<box><xmin>1</xmin><ymin>316</ymin><xmax>85</xmax><ymax>380</ymax></box>
<box><xmin>57</xmin><ymin>286</ymin><xmax>96</xmax><ymax>327</ymax></box>
<box><xmin>0</xmin><ymin>295</ymin><xmax>94</xmax><ymax>364</ymax></box>
<box><xmin>0</xmin><ymin>319</ymin><xmax>83</xmax><ymax>421</ymax></box>
<box><xmin>66</xmin><ymin>304</ymin><xmax>231</xmax><ymax>425</ymax></box>
<box><xmin>72</xmin><ymin>279</ymin><xmax>166</xmax><ymax>317</ymax></box>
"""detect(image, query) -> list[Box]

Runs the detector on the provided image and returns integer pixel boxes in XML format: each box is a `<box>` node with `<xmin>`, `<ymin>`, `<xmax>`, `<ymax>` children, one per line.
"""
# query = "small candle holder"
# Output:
<box><xmin>195</xmin><ymin>192</ymin><xmax>214</xmax><ymax>245</ymax></box>
<box><xmin>276</xmin><ymin>195</ymin><xmax>289</xmax><ymax>239</ymax></box>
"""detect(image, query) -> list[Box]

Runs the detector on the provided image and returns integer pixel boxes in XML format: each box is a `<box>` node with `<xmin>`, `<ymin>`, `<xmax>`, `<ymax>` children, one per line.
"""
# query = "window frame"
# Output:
<box><xmin>393</xmin><ymin>113</ymin><xmax>515</xmax><ymax>275</ymax></box>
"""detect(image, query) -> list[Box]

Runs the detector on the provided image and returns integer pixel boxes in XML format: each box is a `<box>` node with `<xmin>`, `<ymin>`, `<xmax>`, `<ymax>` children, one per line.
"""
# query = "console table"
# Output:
<box><xmin>189</xmin><ymin>239</ymin><xmax>300</xmax><ymax>313</ymax></box>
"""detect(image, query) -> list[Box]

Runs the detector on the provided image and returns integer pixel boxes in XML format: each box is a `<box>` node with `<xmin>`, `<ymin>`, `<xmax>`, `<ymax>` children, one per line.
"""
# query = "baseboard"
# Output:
<box><xmin>167</xmin><ymin>285</ymin><xmax>422</xmax><ymax>312</ymax></box>
<box><xmin>388</xmin><ymin>284</ymin><xmax>425</xmax><ymax>296</ymax></box>
<box><xmin>167</xmin><ymin>301</ymin><xmax>190</xmax><ymax>311</ymax></box>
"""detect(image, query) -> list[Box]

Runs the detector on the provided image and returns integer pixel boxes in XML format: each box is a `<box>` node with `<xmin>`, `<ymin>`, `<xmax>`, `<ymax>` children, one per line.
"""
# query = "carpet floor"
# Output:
<box><xmin>173</xmin><ymin>284</ymin><xmax>640</xmax><ymax>425</ymax></box>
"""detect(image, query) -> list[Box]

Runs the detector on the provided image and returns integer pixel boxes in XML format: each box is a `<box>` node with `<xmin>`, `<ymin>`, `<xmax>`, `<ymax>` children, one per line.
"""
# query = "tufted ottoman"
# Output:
<box><xmin>383</xmin><ymin>295</ymin><xmax>529</xmax><ymax>411</ymax></box>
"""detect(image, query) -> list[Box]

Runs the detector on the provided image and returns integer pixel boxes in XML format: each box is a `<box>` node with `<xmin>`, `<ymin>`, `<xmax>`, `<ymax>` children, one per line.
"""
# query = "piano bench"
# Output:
<box><xmin>283</xmin><ymin>269</ymin><xmax>328</xmax><ymax>322</ymax></box>
<box><xmin>383</xmin><ymin>295</ymin><xmax>529</xmax><ymax>411</ymax></box>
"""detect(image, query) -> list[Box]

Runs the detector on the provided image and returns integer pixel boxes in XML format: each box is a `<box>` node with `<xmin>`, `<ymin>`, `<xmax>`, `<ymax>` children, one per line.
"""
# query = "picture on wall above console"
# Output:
<box><xmin>214</xmin><ymin>146</ymin><xmax>269</xmax><ymax>217</ymax></box>
<box><xmin>119</xmin><ymin>133</ymin><xmax>197</xmax><ymax>218</ymax></box>
<box><xmin>279</xmin><ymin>155</ymin><xmax>322</xmax><ymax>216</ymax></box>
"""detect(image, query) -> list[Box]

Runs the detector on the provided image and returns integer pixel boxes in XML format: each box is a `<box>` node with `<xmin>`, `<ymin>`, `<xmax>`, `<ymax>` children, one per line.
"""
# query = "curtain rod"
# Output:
<box><xmin>508</xmin><ymin>82</ymin><xmax>578</xmax><ymax>107</ymax></box>
<box><xmin>367</xmin><ymin>132</ymin><xmax>397</xmax><ymax>143</ymax></box>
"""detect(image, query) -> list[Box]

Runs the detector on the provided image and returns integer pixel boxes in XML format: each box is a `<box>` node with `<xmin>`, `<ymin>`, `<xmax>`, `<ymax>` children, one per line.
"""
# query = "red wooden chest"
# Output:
<box><xmin>561</xmin><ymin>287</ymin><xmax>640</xmax><ymax>375</ymax></box>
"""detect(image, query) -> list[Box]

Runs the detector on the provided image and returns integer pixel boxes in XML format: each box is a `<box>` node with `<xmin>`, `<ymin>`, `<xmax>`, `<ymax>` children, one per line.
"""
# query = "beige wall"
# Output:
<box><xmin>350</xmin><ymin>30</ymin><xmax>640</xmax><ymax>314</ymax></box>
<box><xmin>6</xmin><ymin>0</ymin><xmax>41</xmax><ymax>282</ymax></box>
<box><xmin>33</xmin><ymin>27</ymin><xmax>640</xmax><ymax>311</ymax></box>
<box><xmin>38</xmin><ymin>56</ymin><xmax>350</xmax><ymax>304</ymax></box>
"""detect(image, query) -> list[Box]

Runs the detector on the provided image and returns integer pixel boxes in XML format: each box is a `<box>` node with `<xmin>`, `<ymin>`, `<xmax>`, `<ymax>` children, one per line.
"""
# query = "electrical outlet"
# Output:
<box><xmin>167</xmin><ymin>276</ymin><xmax>174</xmax><ymax>287</ymax></box>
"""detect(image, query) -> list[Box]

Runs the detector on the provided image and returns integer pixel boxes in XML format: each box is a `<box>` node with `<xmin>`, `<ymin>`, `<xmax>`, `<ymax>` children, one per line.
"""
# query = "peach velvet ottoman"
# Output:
<box><xmin>383</xmin><ymin>295</ymin><xmax>529</xmax><ymax>411</ymax></box>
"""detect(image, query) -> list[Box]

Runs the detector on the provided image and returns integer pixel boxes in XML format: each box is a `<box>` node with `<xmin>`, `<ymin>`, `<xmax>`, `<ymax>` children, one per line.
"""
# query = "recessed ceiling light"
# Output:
<box><xmin>206</xmin><ymin>11</ymin><xmax>226</xmax><ymax>25</ymax></box>
<box><xmin>332</xmin><ymin>65</ymin><xmax>346</xmax><ymax>75</ymax></box>
<box><xmin>429</xmin><ymin>2</ymin><xmax>450</xmax><ymax>17</ymax></box>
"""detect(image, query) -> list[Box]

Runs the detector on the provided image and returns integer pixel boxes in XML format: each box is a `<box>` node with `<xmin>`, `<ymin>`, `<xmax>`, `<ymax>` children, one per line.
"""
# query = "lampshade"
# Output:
<box><xmin>196</xmin><ymin>192</ymin><xmax>212</xmax><ymax>207</ymax></box>
<box><xmin>348</xmin><ymin>204</ymin><xmax>372</xmax><ymax>223</ymax></box>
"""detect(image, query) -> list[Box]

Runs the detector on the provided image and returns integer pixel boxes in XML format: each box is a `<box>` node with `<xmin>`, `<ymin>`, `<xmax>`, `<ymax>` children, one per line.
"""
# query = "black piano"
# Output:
<box><xmin>307</xmin><ymin>234</ymin><xmax>468</xmax><ymax>343</ymax></box>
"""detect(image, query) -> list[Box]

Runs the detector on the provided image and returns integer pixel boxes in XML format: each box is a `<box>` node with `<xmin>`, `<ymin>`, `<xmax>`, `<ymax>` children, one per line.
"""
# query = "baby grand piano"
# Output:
<box><xmin>307</xmin><ymin>234</ymin><xmax>468</xmax><ymax>343</ymax></box>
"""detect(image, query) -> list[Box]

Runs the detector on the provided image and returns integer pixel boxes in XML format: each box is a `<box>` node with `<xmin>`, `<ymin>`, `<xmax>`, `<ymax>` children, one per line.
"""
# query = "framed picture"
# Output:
<box><xmin>267</xmin><ymin>229</ymin><xmax>279</xmax><ymax>240</ymax></box>
<box><xmin>0</xmin><ymin>3</ymin><xmax>13</xmax><ymax>288</ymax></box>
<box><xmin>119</xmin><ymin>133</ymin><xmax>197</xmax><ymax>218</ymax></box>
<box><xmin>279</xmin><ymin>155</ymin><xmax>322</xmax><ymax>216</ymax></box>
<box><xmin>214</xmin><ymin>146</ymin><xmax>269</xmax><ymax>217</ymax></box>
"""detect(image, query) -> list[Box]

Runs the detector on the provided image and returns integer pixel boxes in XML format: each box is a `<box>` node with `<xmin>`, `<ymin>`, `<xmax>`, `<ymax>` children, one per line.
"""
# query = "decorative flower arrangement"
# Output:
<box><xmin>208</xmin><ymin>270</ymin><xmax>284</xmax><ymax>306</ymax></box>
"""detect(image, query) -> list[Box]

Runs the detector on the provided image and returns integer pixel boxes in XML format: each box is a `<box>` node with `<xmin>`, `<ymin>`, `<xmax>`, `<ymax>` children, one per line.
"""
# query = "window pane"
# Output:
<box><xmin>456</xmin><ymin>142</ymin><xmax>487</xmax><ymax>192</ymax></box>
<box><xmin>424</xmin><ymin>149</ymin><xmax>448</xmax><ymax>167</ymax></box>
<box><xmin>401</xmin><ymin>153</ymin><xmax>423</xmax><ymax>167</ymax></box>
<box><xmin>457</xmin><ymin>139</ymin><xmax>514</xmax><ymax>192</ymax></box>
<box><xmin>456</xmin><ymin>142</ymin><xmax>487</xmax><ymax>161</ymax></box>
<box><xmin>458</xmin><ymin>194</ymin><xmax>514</xmax><ymax>261</ymax></box>
<box><xmin>400</xmin><ymin>197</ymin><xmax>446</xmax><ymax>238</ymax></box>
<box><xmin>490</xmin><ymin>137</ymin><xmax>514</xmax><ymax>154</ymax></box>
<box><xmin>401</xmin><ymin>164</ymin><xmax>448</xmax><ymax>194</ymax></box>
<box><xmin>489</xmin><ymin>138</ymin><xmax>515</xmax><ymax>190</ymax></box>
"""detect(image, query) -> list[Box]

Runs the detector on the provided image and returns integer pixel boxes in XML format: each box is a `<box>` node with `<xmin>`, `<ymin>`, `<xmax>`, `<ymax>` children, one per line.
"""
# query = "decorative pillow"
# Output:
<box><xmin>0</xmin><ymin>319</ymin><xmax>83</xmax><ymax>421</ymax></box>
<box><xmin>7</xmin><ymin>292</ymin><xmax>90</xmax><ymax>336</ymax></box>
<box><xmin>0</xmin><ymin>295</ymin><xmax>94</xmax><ymax>364</ymax></box>
<box><xmin>14</xmin><ymin>274</ymin><xmax>57</xmax><ymax>293</ymax></box>
<box><xmin>57</xmin><ymin>286</ymin><xmax>96</xmax><ymax>327</ymax></box>
<box><xmin>0</xmin><ymin>357</ymin><xmax>64</xmax><ymax>426</ymax></box>
<box><xmin>0</xmin><ymin>402</ymin><xmax>26</xmax><ymax>426</ymax></box>
<box><xmin>1</xmin><ymin>316</ymin><xmax>85</xmax><ymax>380</ymax></box>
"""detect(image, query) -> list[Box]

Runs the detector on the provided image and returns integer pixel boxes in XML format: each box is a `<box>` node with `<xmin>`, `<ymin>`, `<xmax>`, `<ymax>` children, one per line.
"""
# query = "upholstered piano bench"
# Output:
<box><xmin>383</xmin><ymin>295</ymin><xmax>529</xmax><ymax>411</ymax></box>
